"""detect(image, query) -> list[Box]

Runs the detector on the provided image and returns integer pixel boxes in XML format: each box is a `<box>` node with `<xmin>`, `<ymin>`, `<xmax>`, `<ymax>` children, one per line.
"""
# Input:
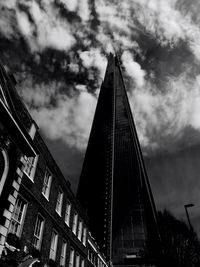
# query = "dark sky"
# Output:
<box><xmin>1</xmin><ymin>0</ymin><xmax>200</xmax><ymax>233</ymax></box>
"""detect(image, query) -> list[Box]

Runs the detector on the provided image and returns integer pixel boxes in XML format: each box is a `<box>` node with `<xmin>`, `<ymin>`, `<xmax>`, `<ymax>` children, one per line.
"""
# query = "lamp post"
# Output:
<box><xmin>184</xmin><ymin>203</ymin><xmax>194</xmax><ymax>231</ymax></box>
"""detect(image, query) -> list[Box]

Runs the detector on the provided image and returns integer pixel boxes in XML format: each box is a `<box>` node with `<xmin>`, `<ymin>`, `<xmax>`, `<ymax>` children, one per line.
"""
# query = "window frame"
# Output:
<box><xmin>72</xmin><ymin>211</ymin><xmax>78</xmax><ymax>235</ymax></box>
<box><xmin>23</xmin><ymin>155</ymin><xmax>38</xmax><ymax>182</ymax></box>
<box><xmin>8</xmin><ymin>195</ymin><xmax>28</xmax><ymax>237</ymax></box>
<box><xmin>75</xmin><ymin>253</ymin><xmax>80</xmax><ymax>267</ymax></box>
<box><xmin>60</xmin><ymin>239</ymin><xmax>67</xmax><ymax>266</ymax></box>
<box><xmin>42</xmin><ymin>167</ymin><xmax>52</xmax><ymax>200</ymax></box>
<box><xmin>29</xmin><ymin>123</ymin><xmax>37</xmax><ymax>139</ymax></box>
<box><xmin>32</xmin><ymin>213</ymin><xmax>45</xmax><ymax>250</ymax></box>
<box><xmin>55</xmin><ymin>188</ymin><xmax>63</xmax><ymax>216</ymax></box>
<box><xmin>81</xmin><ymin>259</ymin><xmax>85</xmax><ymax>267</ymax></box>
<box><xmin>65</xmin><ymin>200</ymin><xmax>71</xmax><ymax>226</ymax></box>
<box><xmin>49</xmin><ymin>229</ymin><xmax>58</xmax><ymax>261</ymax></box>
<box><xmin>77</xmin><ymin>219</ymin><xmax>83</xmax><ymax>241</ymax></box>
<box><xmin>69</xmin><ymin>248</ymin><xmax>75</xmax><ymax>267</ymax></box>
<box><xmin>82</xmin><ymin>227</ymin><xmax>87</xmax><ymax>246</ymax></box>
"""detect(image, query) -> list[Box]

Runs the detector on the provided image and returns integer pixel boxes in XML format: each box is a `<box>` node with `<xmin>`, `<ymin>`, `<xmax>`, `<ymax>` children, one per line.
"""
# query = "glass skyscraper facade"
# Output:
<box><xmin>77</xmin><ymin>54</ymin><xmax>162</xmax><ymax>266</ymax></box>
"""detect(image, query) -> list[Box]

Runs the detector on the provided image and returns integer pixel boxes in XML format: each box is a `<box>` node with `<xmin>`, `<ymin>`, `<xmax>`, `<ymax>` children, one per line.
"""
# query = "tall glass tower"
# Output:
<box><xmin>77</xmin><ymin>54</ymin><xmax>162</xmax><ymax>266</ymax></box>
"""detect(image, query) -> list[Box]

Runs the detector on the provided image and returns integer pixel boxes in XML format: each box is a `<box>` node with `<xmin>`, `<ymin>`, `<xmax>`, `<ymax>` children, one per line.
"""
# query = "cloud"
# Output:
<box><xmin>79</xmin><ymin>49</ymin><xmax>107</xmax><ymax>82</ymax></box>
<box><xmin>0</xmin><ymin>0</ymin><xmax>76</xmax><ymax>52</ymax></box>
<box><xmin>27</xmin><ymin>1</ymin><xmax>76</xmax><ymax>51</ymax></box>
<box><xmin>77</xmin><ymin>0</ymin><xmax>90</xmax><ymax>22</ymax></box>
<box><xmin>2</xmin><ymin>0</ymin><xmax>200</xmax><ymax>154</ymax></box>
<box><xmin>1</xmin><ymin>0</ymin><xmax>17</xmax><ymax>9</ymax></box>
<box><xmin>30</xmin><ymin>87</ymin><xmax>97</xmax><ymax>150</ymax></box>
<box><xmin>128</xmin><ymin>71</ymin><xmax>200</xmax><ymax>151</ymax></box>
<box><xmin>0</xmin><ymin>5</ymin><xmax>18</xmax><ymax>39</ymax></box>
<box><xmin>2</xmin><ymin>0</ymin><xmax>200</xmax><ymax>59</ymax></box>
<box><xmin>16</xmin><ymin>10</ymin><xmax>34</xmax><ymax>38</ymax></box>
<box><xmin>18</xmin><ymin>78</ymin><xmax>97</xmax><ymax>150</ymax></box>
<box><xmin>121</xmin><ymin>51</ymin><xmax>146</xmax><ymax>87</ymax></box>
<box><xmin>130</xmin><ymin>0</ymin><xmax>200</xmax><ymax>59</ymax></box>
<box><xmin>58</xmin><ymin>0</ymin><xmax>78</xmax><ymax>12</ymax></box>
<box><xmin>18</xmin><ymin>78</ymin><xmax>59</xmax><ymax>108</ymax></box>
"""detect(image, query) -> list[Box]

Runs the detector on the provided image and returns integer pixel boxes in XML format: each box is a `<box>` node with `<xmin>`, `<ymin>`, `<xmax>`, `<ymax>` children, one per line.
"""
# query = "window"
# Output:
<box><xmin>29</xmin><ymin>123</ymin><xmax>37</xmax><ymax>139</ymax></box>
<box><xmin>0</xmin><ymin>149</ymin><xmax>9</xmax><ymax>196</ymax></box>
<box><xmin>55</xmin><ymin>189</ymin><xmax>63</xmax><ymax>216</ymax></box>
<box><xmin>65</xmin><ymin>200</ymin><xmax>71</xmax><ymax>226</ymax></box>
<box><xmin>81</xmin><ymin>259</ymin><xmax>85</xmax><ymax>267</ymax></box>
<box><xmin>82</xmin><ymin>227</ymin><xmax>87</xmax><ymax>246</ymax></box>
<box><xmin>42</xmin><ymin>168</ymin><xmax>52</xmax><ymax>200</ymax></box>
<box><xmin>88</xmin><ymin>249</ymin><xmax>91</xmax><ymax>261</ymax></box>
<box><xmin>72</xmin><ymin>212</ymin><xmax>78</xmax><ymax>235</ymax></box>
<box><xmin>77</xmin><ymin>220</ymin><xmax>83</xmax><ymax>241</ymax></box>
<box><xmin>49</xmin><ymin>229</ymin><xmax>58</xmax><ymax>260</ymax></box>
<box><xmin>33</xmin><ymin>214</ymin><xmax>44</xmax><ymax>250</ymax></box>
<box><xmin>75</xmin><ymin>254</ymin><xmax>80</xmax><ymax>267</ymax></box>
<box><xmin>88</xmin><ymin>250</ymin><xmax>93</xmax><ymax>263</ymax></box>
<box><xmin>23</xmin><ymin>155</ymin><xmax>38</xmax><ymax>181</ymax></box>
<box><xmin>69</xmin><ymin>248</ymin><xmax>75</xmax><ymax>267</ymax></box>
<box><xmin>9</xmin><ymin>196</ymin><xmax>27</xmax><ymax>237</ymax></box>
<box><xmin>60</xmin><ymin>240</ymin><xmax>67</xmax><ymax>266</ymax></box>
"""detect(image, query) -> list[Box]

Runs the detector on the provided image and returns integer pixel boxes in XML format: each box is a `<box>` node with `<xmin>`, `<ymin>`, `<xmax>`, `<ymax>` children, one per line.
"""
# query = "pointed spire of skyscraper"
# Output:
<box><xmin>77</xmin><ymin>53</ymin><xmax>162</xmax><ymax>266</ymax></box>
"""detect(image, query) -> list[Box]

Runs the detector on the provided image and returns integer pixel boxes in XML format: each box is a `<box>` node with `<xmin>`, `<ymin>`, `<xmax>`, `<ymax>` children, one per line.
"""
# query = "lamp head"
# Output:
<box><xmin>184</xmin><ymin>204</ymin><xmax>194</xmax><ymax>208</ymax></box>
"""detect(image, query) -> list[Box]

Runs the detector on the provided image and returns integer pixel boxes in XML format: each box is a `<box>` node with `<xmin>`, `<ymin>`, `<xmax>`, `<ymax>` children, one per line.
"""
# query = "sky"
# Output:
<box><xmin>1</xmin><ymin>0</ymin><xmax>200</xmax><ymax>233</ymax></box>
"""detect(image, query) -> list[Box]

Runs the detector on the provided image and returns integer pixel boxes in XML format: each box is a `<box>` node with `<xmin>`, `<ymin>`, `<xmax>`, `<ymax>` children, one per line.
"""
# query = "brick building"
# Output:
<box><xmin>0</xmin><ymin>62</ymin><xmax>109</xmax><ymax>267</ymax></box>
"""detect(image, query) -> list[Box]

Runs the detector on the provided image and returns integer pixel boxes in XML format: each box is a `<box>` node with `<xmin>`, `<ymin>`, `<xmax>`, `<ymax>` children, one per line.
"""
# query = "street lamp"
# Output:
<box><xmin>184</xmin><ymin>203</ymin><xmax>194</xmax><ymax>231</ymax></box>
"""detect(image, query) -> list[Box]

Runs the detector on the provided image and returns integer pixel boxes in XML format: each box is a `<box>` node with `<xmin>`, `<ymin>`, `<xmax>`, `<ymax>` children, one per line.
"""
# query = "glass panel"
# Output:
<box><xmin>69</xmin><ymin>249</ymin><xmax>75</xmax><ymax>267</ymax></box>
<box><xmin>72</xmin><ymin>212</ymin><xmax>78</xmax><ymax>234</ymax></box>
<box><xmin>33</xmin><ymin>214</ymin><xmax>44</xmax><ymax>250</ymax></box>
<box><xmin>42</xmin><ymin>169</ymin><xmax>52</xmax><ymax>199</ymax></box>
<box><xmin>60</xmin><ymin>240</ymin><xmax>67</xmax><ymax>266</ymax></box>
<box><xmin>24</xmin><ymin>156</ymin><xmax>38</xmax><ymax>180</ymax></box>
<box><xmin>65</xmin><ymin>201</ymin><xmax>71</xmax><ymax>226</ymax></box>
<box><xmin>9</xmin><ymin>196</ymin><xmax>27</xmax><ymax>237</ymax></box>
<box><xmin>56</xmin><ymin>190</ymin><xmax>63</xmax><ymax>215</ymax></box>
<box><xmin>49</xmin><ymin>230</ymin><xmax>58</xmax><ymax>260</ymax></box>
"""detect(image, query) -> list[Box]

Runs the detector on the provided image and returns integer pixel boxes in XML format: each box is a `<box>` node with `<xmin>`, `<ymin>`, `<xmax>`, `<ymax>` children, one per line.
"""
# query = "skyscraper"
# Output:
<box><xmin>77</xmin><ymin>54</ymin><xmax>162</xmax><ymax>266</ymax></box>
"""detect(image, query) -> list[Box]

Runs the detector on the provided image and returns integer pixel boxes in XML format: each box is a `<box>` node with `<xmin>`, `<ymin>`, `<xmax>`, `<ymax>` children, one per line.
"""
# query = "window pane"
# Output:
<box><xmin>42</xmin><ymin>169</ymin><xmax>52</xmax><ymax>199</ymax></box>
<box><xmin>69</xmin><ymin>249</ymin><xmax>75</xmax><ymax>267</ymax></box>
<box><xmin>56</xmin><ymin>190</ymin><xmax>63</xmax><ymax>215</ymax></box>
<box><xmin>82</xmin><ymin>228</ymin><xmax>87</xmax><ymax>245</ymax></box>
<box><xmin>9</xmin><ymin>196</ymin><xmax>27</xmax><ymax>237</ymax></box>
<box><xmin>49</xmin><ymin>230</ymin><xmax>58</xmax><ymax>260</ymax></box>
<box><xmin>60</xmin><ymin>240</ymin><xmax>67</xmax><ymax>266</ymax></box>
<box><xmin>75</xmin><ymin>254</ymin><xmax>80</xmax><ymax>267</ymax></box>
<box><xmin>78</xmin><ymin>220</ymin><xmax>83</xmax><ymax>240</ymax></box>
<box><xmin>33</xmin><ymin>214</ymin><xmax>44</xmax><ymax>250</ymax></box>
<box><xmin>24</xmin><ymin>156</ymin><xmax>38</xmax><ymax>180</ymax></box>
<box><xmin>81</xmin><ymin>259</ymin><xmax>85</xmax><ymax>267</ymax></box>
<box><xmin>65</xmin><ymin>201</ymin><xmax>71</xmax><ymax>226</ymax></box>
<box><xmin>72</xmin><ymin>212</ymin><xmax>78</xmax><ymax>234</ymax></box>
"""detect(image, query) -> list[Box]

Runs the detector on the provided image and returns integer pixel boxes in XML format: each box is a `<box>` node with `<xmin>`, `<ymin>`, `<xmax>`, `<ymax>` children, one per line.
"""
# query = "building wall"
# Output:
<box><xmin>87</xmin><ymin>233</ymin><xmax>109</xmax><ymax>267</ymax></box>
<box><xmin>0</xmin><ymin>121</ymin><xmax>25</xmax><ymax>258</ymax></box>
<box><xmin>16</xmin><ymin>130</ymin><xmax>88</xmax><ymax>266</ymax></box>
<box><xmin>0</xmin><ymin>62</ymin><xmax>110</xmax><ymax>267</ymax></box>
<box><xmin>0</xmin><ymin>61</ymin><xmax>107</xmax><ymax>267</ymax></box>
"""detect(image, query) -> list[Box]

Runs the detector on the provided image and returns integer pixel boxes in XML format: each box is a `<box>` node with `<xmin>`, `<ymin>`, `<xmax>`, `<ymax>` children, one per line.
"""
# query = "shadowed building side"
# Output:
<box><xmin>77</xmin><ymin>55</ymin><xmax>115</xmax><ymax>259</ymax></box>
<box><xmin>77</xmin><ymin>54</ymin><xmax>162</xmax><ymax>266</ymax></box>
<box><xmin>0</xmin><ymin>60</ymin><xmax>110</xmax><ymax>267</ymax></box>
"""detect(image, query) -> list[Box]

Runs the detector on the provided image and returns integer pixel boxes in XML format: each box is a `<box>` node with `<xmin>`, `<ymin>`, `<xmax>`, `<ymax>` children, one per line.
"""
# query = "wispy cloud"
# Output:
<box><xmin>122</xmin><ymin>51</ymin><xmax>146</xmax><ymax>87</ymax></box>
<box><xmin>58</xmin><ymin>0</ymin><xmax>78</xmax><ymax>12</ymax></box>
<box><xmin>128</xmin><ymin>72</ymin><xmax>200</xmax><ymax>151</ymax></box>
<box><xmin>19</xmin><ymin>79</ymin><xmax>97</xmax><ymax>149</ymax></box>
<box><xmin>1</xmin><ymin>0</ymin><xmax>200</xmax><ymax>152</ymax></box>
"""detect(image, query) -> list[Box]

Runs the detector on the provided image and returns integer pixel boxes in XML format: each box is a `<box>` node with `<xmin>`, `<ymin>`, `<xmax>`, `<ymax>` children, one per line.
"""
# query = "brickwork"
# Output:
<box><xmin>0</xmin><ymin>61</ymin><xmax>110</xmax><ymax>267</ymax></box>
